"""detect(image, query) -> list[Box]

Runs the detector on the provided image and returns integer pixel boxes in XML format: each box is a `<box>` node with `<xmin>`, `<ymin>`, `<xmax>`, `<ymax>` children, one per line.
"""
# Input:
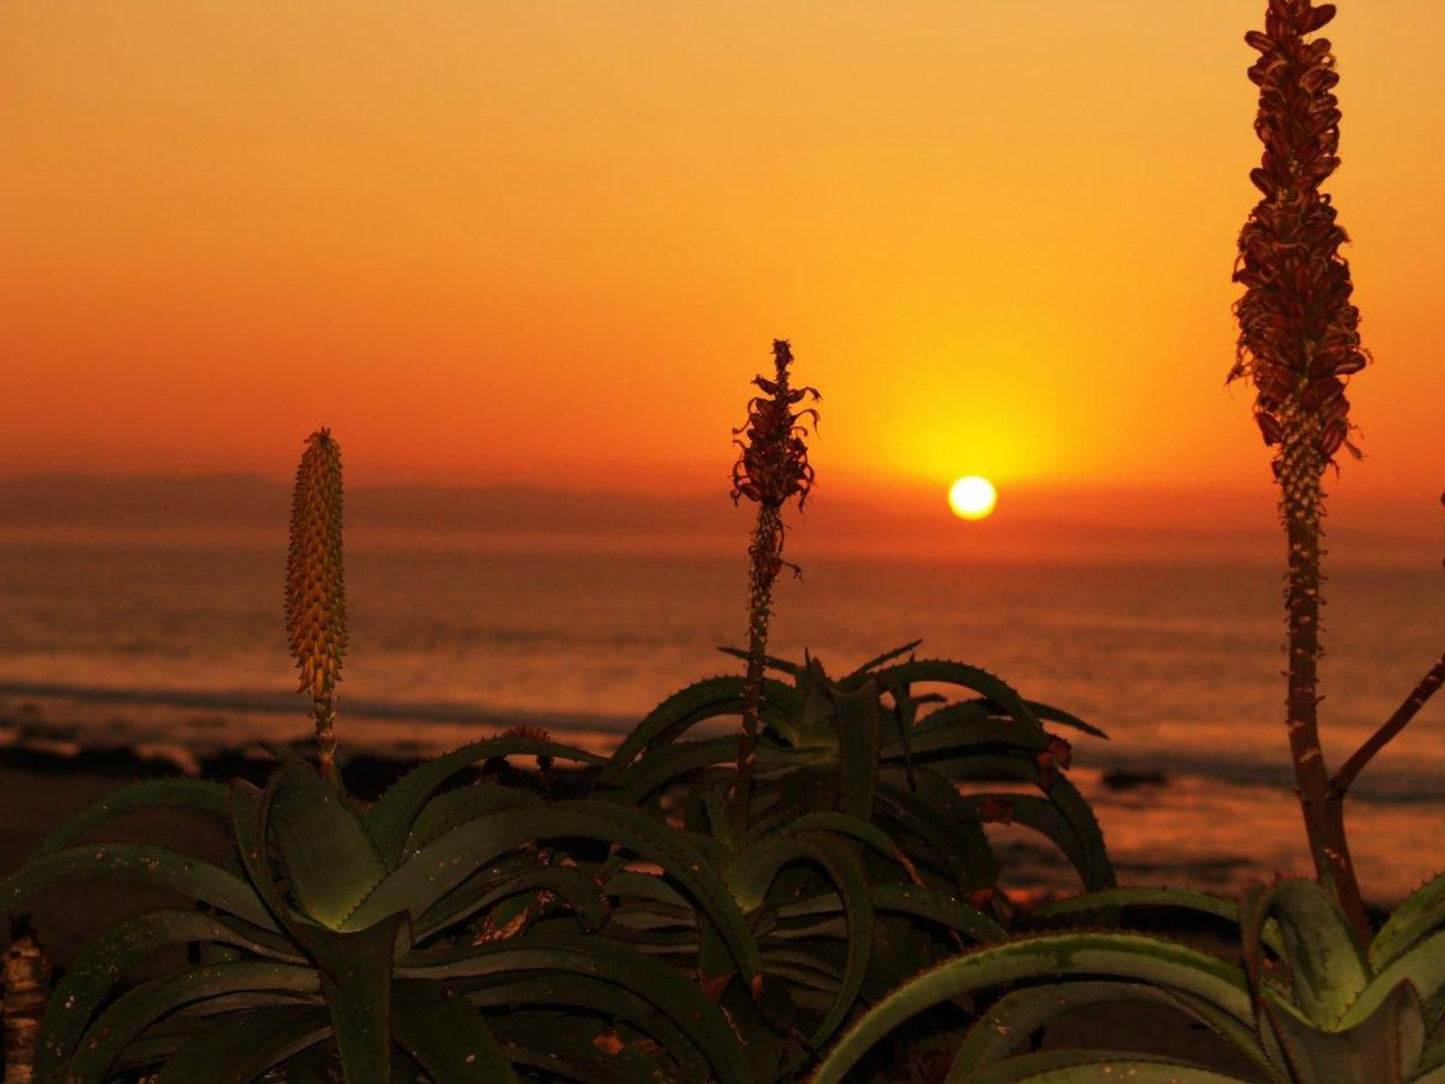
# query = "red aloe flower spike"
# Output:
<box><xmin>727</xmin><ymin>340</ymin><xmax>820</xmax><ymax>838</ymax></box>
<box><xmin>1231</xmin><ymin>0</ymin><xmax>1370</xmax><ymax>937</ymax></box>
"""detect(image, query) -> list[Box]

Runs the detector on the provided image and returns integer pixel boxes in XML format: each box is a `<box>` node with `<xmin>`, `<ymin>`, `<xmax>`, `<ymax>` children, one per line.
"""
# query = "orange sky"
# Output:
<box><xmin>2</xmin><ymin>2</ymin><xmax>1443</xmax><ymax>521</ymax></box>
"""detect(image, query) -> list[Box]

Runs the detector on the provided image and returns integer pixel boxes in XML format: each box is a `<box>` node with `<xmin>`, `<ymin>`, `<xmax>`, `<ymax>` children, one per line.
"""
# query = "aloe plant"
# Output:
<box><xmin>0</xmin><ymin>735</ymin><xmax>771</xmax><ymax>1082</ymax></box>
<box><xmin>810</xmin><ymin>875</ymin><xmax>1445</xmax><ymax>1083</ymax></box>
<box><xmin>807</xmin><ymin>6</ymin><xmax>1444</xmax><ymax>1078</ymax></box>
<box><xmin>0</xmin><ymin>429</ymin><xmax>774</xmax><ymax>1082</ymax></box>
<box><xmin>1229</xmin><ymin>0</ymin><xmax>1445</xmax><ymax>937</ymax></box>
<box><xmin>601</xmin><ymin>644</ymin><xmax>1112</xmax><ymax>902</ymax></box>
<box><xmin>727</xmin><ymin>338</ymin><xmax>820</xmax><ymax>837</ymax></box>
<box><xmin>590</xmin><ymin>644</ymin><xmax>1111</xmax><ymax>1081</ymax></box>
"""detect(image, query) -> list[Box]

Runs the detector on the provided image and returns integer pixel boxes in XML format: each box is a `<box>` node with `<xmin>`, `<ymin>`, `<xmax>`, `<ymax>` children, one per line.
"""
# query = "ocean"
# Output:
<box><xmin>1</xmin><ymin>527</ymin><xmax>1441</xmax><ymax>902</ymax></box>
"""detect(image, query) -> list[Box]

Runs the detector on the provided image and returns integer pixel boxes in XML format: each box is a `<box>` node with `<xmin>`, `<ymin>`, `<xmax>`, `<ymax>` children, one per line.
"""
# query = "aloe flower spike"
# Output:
<box><xmin>286</xmin><ymin>428</ymin><xmax>347</xmax><ymax>783</ymax></box>
<box><xmin>727</xmin><ymin>339</ymin><xmax>819</xmax><ymax>836</ymax></box>
<box><xmin>1231</xmin><ymin>0</ymin><xmax>1370</xmax><ymax>935</ymax></box>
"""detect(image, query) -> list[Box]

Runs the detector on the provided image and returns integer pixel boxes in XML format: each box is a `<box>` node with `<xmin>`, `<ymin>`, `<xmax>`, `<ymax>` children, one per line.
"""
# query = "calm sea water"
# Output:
<box><xmin>1</xmin><ymin>529</ymin><xmax>1441</xmax><ymax>900</ymax></box>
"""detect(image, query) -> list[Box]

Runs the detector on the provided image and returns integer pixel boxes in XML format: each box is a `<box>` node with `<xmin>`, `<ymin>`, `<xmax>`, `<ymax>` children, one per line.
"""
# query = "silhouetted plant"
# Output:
<box><xmin>286</xmin><ymin>428</ymin><xmax>348</xmax><ymax>784</ymax></box>
<box><xmin>0</xmin><ymin>431</ymin><xmax>767</xmax><ymax>1083</ymax></box>
<box><xmin>0</xmin><ymin>736</ymin><xmax>769</xmax><ymax>1082</ymax></box>
<box><xmin>728</xmin><ymin>338</ymin><xmax>819</xmax><ymax>837</ymax></box>
<box><xmin>811</xmin><ymin>875</ymin><xmax>1445</xmax><ymax>1083</ymax></box>
<box><xmin>1230</xmin><ymin>0</ymin><xmax>1444</xmax><ymax>940</ymax></box>
<box><xmin>594</xmin><ymin>644</ymin><xmax>1111</xmax><ymax>1081</ymax></box>
<box><xmin>580</xmin><ymin>343</ymin><xmax>1112</xmax><ymax>1081</ymax></box>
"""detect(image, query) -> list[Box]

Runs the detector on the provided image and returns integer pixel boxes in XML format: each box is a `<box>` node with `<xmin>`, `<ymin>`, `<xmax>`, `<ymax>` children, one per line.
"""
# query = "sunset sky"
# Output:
<box><xmin>3</xmin><ymin>2</ymin><xmax>1443</xmax><ymax>528</ymax></box>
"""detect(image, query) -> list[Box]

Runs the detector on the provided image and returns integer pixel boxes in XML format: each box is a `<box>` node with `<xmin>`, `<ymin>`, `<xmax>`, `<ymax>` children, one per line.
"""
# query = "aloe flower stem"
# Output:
<box><xmin>286</xmin><ymin>429</ymin><xmax>348</xmax><ymax>784</ymax></box>
<box><xmin>1232</xmin><ymin>1</ymin><xmax>1371</xmax><ymax>935</ymax></box>
<box><xmin>728</xmin><ymin>340</ymin><xmax>819</xmax><ymax>837</ymax></box>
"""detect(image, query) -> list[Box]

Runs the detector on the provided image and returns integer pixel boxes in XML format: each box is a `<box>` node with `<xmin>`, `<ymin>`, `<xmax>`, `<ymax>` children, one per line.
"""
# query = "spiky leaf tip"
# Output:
<box><xmin>286</xmin><ymin>428</ymin><xmax>347</xmax><ymax>700</ymax></box>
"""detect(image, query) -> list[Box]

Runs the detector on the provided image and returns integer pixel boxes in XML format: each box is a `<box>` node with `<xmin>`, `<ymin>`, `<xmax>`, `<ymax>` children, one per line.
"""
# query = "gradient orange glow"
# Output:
<box><xmin>2</xmin><ymin>2</ymin><xmax>1443</xmax><ymax>518</ymax></box>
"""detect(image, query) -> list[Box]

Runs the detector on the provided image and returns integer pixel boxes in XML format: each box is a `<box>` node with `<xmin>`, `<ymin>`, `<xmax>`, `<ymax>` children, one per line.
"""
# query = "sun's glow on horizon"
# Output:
<box><xmin>948</xmin><ymin>476</ymin><xmax>997</xmax><ymax>520</ymax></box>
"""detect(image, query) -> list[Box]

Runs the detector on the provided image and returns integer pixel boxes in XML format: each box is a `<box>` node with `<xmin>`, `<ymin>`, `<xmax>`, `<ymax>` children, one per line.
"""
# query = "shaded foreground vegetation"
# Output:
<box><xmin>4</xmin><ymin>1</ymin><xmax>1445</xmax><ymax>1081</ymax></box>
<box><xmin>0</xmin><ymin>395</ymin><xmax>1114</xmax><ymax>1082</ymax></box>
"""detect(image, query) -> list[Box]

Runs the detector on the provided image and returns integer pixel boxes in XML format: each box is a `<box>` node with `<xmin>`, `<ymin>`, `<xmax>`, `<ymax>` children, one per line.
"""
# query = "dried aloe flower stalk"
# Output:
<box><xmin>286</xmin><ymin>428</ymin><xmax>347</xmax><ymax>781</ymax></box>
<box><xmin>1230</xmin><ymin>0</ymin><xmax>1369</xmax><ymax>933</ymax></box>
<box><xmin>727</xmin><ymin>339</ymin><xmax>819</xmax><ymax>833</ymax></box>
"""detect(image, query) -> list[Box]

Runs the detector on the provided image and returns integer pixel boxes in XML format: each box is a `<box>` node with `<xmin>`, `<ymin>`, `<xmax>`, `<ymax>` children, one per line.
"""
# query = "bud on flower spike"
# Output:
<box><xmin>286</xmin><ymin>428</ymin><xmax>347</xmax><ymax>780</ymax></box>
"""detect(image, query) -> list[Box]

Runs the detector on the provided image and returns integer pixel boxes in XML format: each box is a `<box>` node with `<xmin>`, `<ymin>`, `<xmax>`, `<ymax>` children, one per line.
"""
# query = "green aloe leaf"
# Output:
<box><xmin>308</xmin><ymin>913</ymin><xmax>408</xmax><ymax>1084</ymax></box>
<box><xmin>414</xmin><ymin>862</ymin><xmax>610</xmax><ymax>941</ymax></box>
<box><xmin>762</xmin><ymin>884</ymin><xmax>999</xmax><ymax>948</ymax></box>
<box><xmin>808</xmin><ymin>932</ymin><xmax>1253</xmax><ymax>1084</ymax></box>
<box><xmin>877</xmin><ymin>778</ymin><xmax>997</xmax><ymax>892</ymax></box>
<box><xmin>390</xmin><ymin>979</ymin><xmax>517</xmax><ymax>1083</ymax></box>
<box><xmin>30</xmin><ymin>779</ymin><xmax>231</xmax><ymax>858</ymax></box>
<box><xmin>367</xmin><ymin>736</ymin><xmax>607</xmax><ymax>866</ymax></box>
<box><xmin>1341</xmin><ymin>934</ymin><xmax>1445</xmax><ymax>1031</ymax></box>
<box><xmin>1265</xmin><ymin>978</ymin><xmax>1425</xmax><ymax>1082</ymax></box>
<box><xmin>35</xmin><ymin>909</ymin><xmax>300</xmax><ymax>1083</ymax></box>
<box><xmin>64</xmin><ymin>962</ymin><xmax>321</xmax><ymax>1084</ymax></box>
<box><xmin>465</xmin><ymin>972</ymin><xmax>709</xmax><ymax>1081</ymax></box>
<box><xmin>834</xmin><ymin>681</ymin><xmax>882</xmax><ymax>818</ymax></box>
<box><xmin>774</xmin><ymin>811</ymin><xmax>900</xmax><ymax>861</ymax></box>
<box><xmin>603</xmin><ymin>676</ymin><xmax>748</xmax><ymax>777</ymax></box>
<box><xmin>1035</xmin><ymin>885</ymin><xmax>1293</xmax><ymax>957</ymax></box>
<box><xmin>730</xmin><ymin>830</ymin><xmax>873</xmax><ymax>1046</ymax></box>
<box><xmin>152</xmin><ymin>1006</ymin><xmax>331</xmax><ymax>1084</ymax></box>
<box><xmin>399</xmin><ymin>931</ymin><xmax>752</xmax><ymax>1083</ymax></box>
<box><xmin>870</xmin><ymin>659</ymin><xmax>1043</xmax><ymax>732</ymax></box>
<box><xmin>1245</xmin><ymin>879</ymin><xmax>1368</xmax><ymax>1029</ymax></box>
<box><xmin>943</xmin><ymin>981</ymin><xmax>1278</xmax><ymax>1083</ymax></box>
<box><xmin>609</xmin><ymin>737</ymin><xmax>739</xmax><ymax>804</ymax></box>
<box><xmin>869</xmin><ymin>883</ymin><xmax>1004</xmax><ymax>942</ymax></box>
<box><xmin>345</xmin><ymin>801</ymin><xmax>761</xmax><ymax>984</ymax></box>
<box><xmin>1413</xmin><ymin>1026</ymin><xmax>1445</xmax><ymax>1081</ymax></box>
<box><xmin>717</xmin><ymin>644</ymin><xmax>805</xmax><ymax>677</ymax></box>
<box><xmin>601</xmin><ymin>676</ymin><xmax>800</xmax><ymax>781</ymax></box>
<box><xmin>938</xmin><ymin>755</ymin><xmax>1115</xmax><ymax>890</ymax></box>
<box><xmin>1033</xmin><ymin>886</ymin><xmax>1240</xmax><ymax>925</ymax></box>
<box><xmin>0</xmin><ymin>843</ymin><xmax>273</xmax><ymax>931</ymax></box>
<box><xmin>230</xmin><ymin>780</ymin><xmax>292</xmax><ymax>927</ymax></box>
<box><xmin>973</xmin><ymin>793</ymin><xmax>1112</xmax><ymax>892</ymax></box>
<box><xmin>839</xmin><ymin>640</ymin><xmax>924</xmax><ymax>685</ymax></box>
<box><xmin>879</xmin><ymin>714</ymin><xmax>1051</xmax><ymax>762</ymax></box>
<box><xmin>401</xmin><ymin>785</ymin><xmax>541</xmax><ymax>857</ymax></box>
<box><xmin>604</xmin><ymin>869</ymin><xmax>693</xmax><ymax>910</ymax></box>
<box><xmin>948</xmin><ymin>1048</ymin><xmax>1256</xmax><ymax>1083</ymax></box>
<box><xmin>1025</xmin><ymin>698</ymin><xmax>1109</xmax><ymax>740</ymax></box>
<box><xmin>1375</xmin><ymin>872</ymin><xmax>1445</xmax><ymax>972</ymax></box>
<box><xmin>265</xmin><ymin>761</ymin><xmax>386</xmax><ymax>929</ymax></box>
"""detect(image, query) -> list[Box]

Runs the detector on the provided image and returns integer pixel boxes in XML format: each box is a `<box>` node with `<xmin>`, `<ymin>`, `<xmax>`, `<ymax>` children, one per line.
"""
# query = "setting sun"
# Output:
<box><xmin>948</xmin><ymin>476</ymin><xmax>997</xmax><ymax>521</ymax></box>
